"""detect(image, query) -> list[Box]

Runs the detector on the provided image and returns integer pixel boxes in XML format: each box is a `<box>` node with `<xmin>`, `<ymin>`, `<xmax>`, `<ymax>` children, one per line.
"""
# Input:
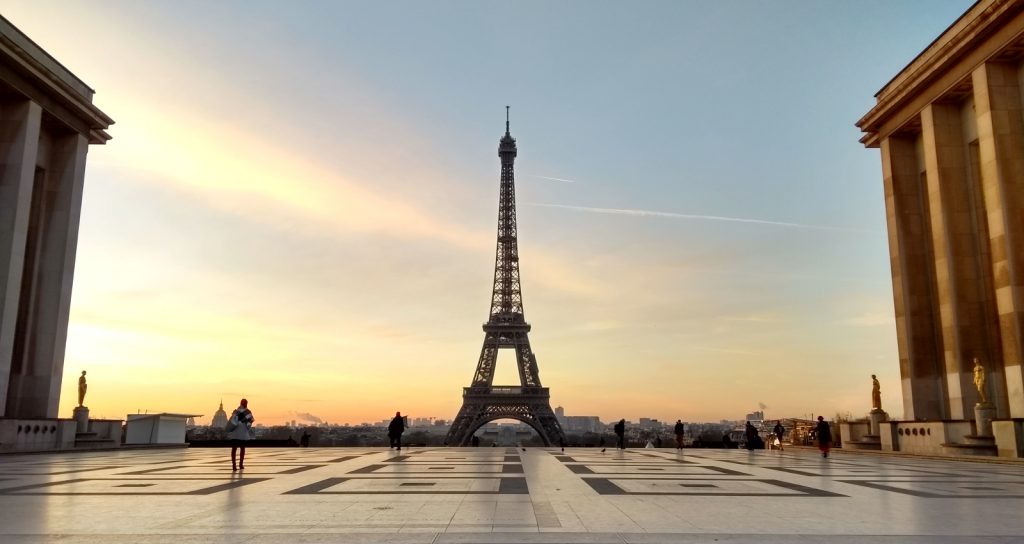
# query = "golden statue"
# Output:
<box><xmin>871</xmin><ymin>374</ymin><xmax>881</xmax><ymax>410</ymax></box>
<box><xmin>973</xmin><ymin>357</ymin><xmax>988</xmax><ymax>404</ymax></box>
<box><xmin>77</xmin><ymin>370</ymin><xmax>87</xmax><ymax>407</ymax></box>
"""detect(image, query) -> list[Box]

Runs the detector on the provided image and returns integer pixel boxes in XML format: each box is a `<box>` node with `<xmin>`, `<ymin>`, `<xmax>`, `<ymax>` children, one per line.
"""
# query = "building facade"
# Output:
<box><xmin>858</xmin><ymin>0</ymin><xmax>1024</xmax><ymax>421</ymax></box>
<box><xmin>0</xmin><ymin>16</ymin><xmax>112</xmax><ymax>418</ymax></box>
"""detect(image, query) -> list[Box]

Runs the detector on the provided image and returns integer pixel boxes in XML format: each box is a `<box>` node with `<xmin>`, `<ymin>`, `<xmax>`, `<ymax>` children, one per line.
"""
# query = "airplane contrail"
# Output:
<box><xmin>524</xmin><ymin>202</ymin><xmax>867</xmax><ymax>232</ymax></box>
<box><xmin>531</xmin><ymin>175</ymin><xmax>578</xmax><ymax>184</ymax></box>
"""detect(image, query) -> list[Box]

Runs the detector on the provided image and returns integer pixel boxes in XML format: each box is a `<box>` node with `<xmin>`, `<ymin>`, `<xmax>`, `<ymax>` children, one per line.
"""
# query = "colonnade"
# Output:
<box><xmin>882</xmin><ymin>60</ymin><xmax>1024</xmax><ymax>420</ymax></box>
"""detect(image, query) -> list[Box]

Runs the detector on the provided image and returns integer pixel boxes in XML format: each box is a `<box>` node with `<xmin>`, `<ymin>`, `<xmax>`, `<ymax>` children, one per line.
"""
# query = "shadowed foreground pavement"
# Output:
<box><xmin>1</xmin><ymin>446</ymin><xmax>1023</xmax><ymax>543</ymax></box>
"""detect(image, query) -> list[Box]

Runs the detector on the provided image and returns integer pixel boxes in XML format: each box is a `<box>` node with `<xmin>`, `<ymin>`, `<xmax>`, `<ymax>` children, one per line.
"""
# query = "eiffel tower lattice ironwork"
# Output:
<box><xmin>445</xmin><ymin>108</ymin><xmax>566</xmax><ymax>447</ymax></box>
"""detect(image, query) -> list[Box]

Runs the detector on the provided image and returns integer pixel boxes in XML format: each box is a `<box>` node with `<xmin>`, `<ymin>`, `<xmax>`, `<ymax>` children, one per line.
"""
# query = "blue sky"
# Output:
<box><xmin>1</xmin><ymin>0</ymin><xmax>974</xmax><ymax>424</ymax></box>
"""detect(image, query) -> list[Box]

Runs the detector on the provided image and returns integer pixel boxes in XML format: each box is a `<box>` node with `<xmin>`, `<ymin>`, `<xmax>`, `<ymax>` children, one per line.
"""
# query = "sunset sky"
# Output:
<box><xmin>3</xmin><ymin>0</ymin><xmax>973</xmax><ymax>426</ymax></box>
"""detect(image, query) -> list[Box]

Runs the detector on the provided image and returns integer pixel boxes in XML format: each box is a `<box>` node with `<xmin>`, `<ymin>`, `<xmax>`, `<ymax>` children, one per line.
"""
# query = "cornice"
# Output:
<box><xmin>0</xmin><ymin>19</ymin><xmax>113</xmax><ymax>143</ymax></box>
<box><xmin>857</xmin><ymin>0</ymin><xmax>1024</xmax><ymax>148</ymax></box>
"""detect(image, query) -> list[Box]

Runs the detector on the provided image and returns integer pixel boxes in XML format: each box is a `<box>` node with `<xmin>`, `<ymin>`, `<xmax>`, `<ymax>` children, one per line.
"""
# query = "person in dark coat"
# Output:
<box><xmin>815</xmin><ymin>416</ymin><xmax>832</xmax><ymax>458</ymax></box>
<box><xmin>673</xmin><ymin>420</ymin><xmax>685</xmax><ymax>450</ymax></box>
<box><xmin>744</xmin><ymin>421</ymin><xmax>760</xmax><ymax>450</ymax></box>
<box><xmin>772</xmin><ymin>421</ymin><xmax>785</xmax><ymax>451</ymax></box>
<box><xmin>613</xmin><ymin>419</ymin><xmax>626</xmax><ymax>449</ymax></box>
<box><xmin>228</xmin><ymin>398</ymin><xmax>254</xmax><ymax>471</ymax></box>
<box><xmin>388</xmin><ymin>411</ymin><xmax>405</xmax><ymax>451</ymax></box>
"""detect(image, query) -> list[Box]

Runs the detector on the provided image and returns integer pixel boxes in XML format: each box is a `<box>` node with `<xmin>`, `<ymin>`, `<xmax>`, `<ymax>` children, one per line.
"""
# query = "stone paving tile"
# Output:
<box><xmin>1</xmin><ymin>446</ymin><xmax>1023</xmax><ymax>542</ymax></box>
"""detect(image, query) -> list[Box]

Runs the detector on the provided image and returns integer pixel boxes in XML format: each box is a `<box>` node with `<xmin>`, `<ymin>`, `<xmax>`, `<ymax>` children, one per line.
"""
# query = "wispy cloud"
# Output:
<box><xmin>526</xmin><ymin>203</ymin><xmax>866</xmax><ymax>232</ymax></box>
<box><xmin>530</xmin><ymin>175</ymin><xmax>579</xmax><ymax>184</ymax></box>
<box><xmin>839</xmin><ymin>313</ymin><xmax>895</xmax><ymax>327</ymax></box>
<box><xmin>719</xmin><ymin>314</ymin><xmax>784</xmax><ymax>323</ymax></box>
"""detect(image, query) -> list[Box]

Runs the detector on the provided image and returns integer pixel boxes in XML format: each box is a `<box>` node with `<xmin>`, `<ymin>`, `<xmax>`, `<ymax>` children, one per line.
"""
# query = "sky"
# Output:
<box><xmin>2</xmin><ymin>0</ymin><xmax>975</xmax><ymax>426</ymax></box>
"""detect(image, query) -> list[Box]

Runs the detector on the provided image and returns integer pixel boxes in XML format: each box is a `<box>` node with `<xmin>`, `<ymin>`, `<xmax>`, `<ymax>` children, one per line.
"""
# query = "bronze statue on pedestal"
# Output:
<box><xmin>973</xmin><ymin>358</ymin><xmax>988</xmax><ymax>404</ymax></box>
<box><xmin>77</xmin><ymin>371</ymin><xmax>87</xmax><ymax>407</ymax></box>
<box><xmin>871</xmin><ymin>374</ymin><xmax>881</xmax><ymax>411</ymax></box>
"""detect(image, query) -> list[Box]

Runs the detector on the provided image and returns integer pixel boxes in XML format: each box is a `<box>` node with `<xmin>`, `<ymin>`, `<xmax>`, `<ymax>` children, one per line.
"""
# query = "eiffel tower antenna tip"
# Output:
<box><xmin>505</xmin><ymin>105</ymin><xmax>510</xmax><ymax>133</ymax></box>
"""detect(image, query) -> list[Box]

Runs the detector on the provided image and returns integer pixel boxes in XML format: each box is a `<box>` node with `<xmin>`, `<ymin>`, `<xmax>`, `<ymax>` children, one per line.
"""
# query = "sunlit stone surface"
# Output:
<box><xmin>0</xmin><ymin>447</ymin><xmax>1022</xmax><ymax>543</ymax></box>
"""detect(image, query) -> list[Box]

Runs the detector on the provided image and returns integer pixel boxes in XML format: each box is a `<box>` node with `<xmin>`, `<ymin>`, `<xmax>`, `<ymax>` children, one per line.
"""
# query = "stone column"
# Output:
<box><xmin>882</xmin><ymin>134</ymin><xmax>945</xmax><ymax>420</ymax></box>
<box><xmin>921</xmin><ymin>103</ymin><xmax>1001</xmax><ymax>419</ymax></box>
<box><xmin>6</xmin><ymin>131</ymin><xmax>89</xmax><ymax>417</ymax></box>
<box><xmin>0</xmin><ymin>100</ymin><xmax>41</xmax><ymax>418</ymax></box>
<box><xmin>973</xmin><ymin>61</ymin><xmax>1024</xmax><ymax>417</ymax></box>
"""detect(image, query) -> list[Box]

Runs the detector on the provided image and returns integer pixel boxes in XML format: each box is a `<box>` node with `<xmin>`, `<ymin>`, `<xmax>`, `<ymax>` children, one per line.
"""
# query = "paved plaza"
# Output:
<box><xmin>1</xmin><ymin>447</ymin><xmax>1023</xmax><ymax>543</ymax></box>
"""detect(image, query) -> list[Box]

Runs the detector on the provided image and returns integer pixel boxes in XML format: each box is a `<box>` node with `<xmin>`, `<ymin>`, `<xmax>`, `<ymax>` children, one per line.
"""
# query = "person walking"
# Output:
<box><xmin>772</xmin><ymin>420</ymin><xmax>785</xmax><ymax>451</ymax></box>
<box><xmin>228</xmin><ymin>398</ymin><xmax>254</xmax><ymax>471</ymax></box>
<box><xmin>388</xmin><ymin>411</ymin><xmax>406</xmax><ymax>451</ymax></box>
<box><xmin>674</xmin><ymin>420</ymin><xmax>685</xmax><ymax>450</ymax></box>
<box><xmin>815</xmin><ymin>416</ymin><xmax>832</xmax><ymax>458</ymax></box>
<box><xmin>744</xmin><ymin>421</ymin><xmax>760</xmax><ymax>451</ymax></box>
<box><xmin>613</xmin><ymin>419</ymin><xmax>626</xmax><ymax>450</ymax></box>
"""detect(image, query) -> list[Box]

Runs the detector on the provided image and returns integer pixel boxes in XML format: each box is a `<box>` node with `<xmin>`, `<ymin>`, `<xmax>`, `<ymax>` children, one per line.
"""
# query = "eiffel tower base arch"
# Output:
<box><xmin>446</xmin><ymin>387</ymin><xmax>564</xmax><ymax>447</ymax></box>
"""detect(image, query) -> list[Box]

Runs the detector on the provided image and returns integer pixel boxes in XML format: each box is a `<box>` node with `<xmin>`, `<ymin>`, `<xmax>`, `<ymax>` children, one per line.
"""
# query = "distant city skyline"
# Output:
<box><xmin>1</xmin><ymin>1</ymin><xmax>973</xmax><ymax>425</ymax></box>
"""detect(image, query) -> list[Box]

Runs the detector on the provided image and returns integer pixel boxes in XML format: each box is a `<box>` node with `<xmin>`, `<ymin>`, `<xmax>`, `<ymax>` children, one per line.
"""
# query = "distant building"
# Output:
<box><xmin>548</xmin><ymin>406</ymin><xmax>601</xmax><ymax>433</ymax></box>
<box><xmin>555</xmin><ymin>405</ymin><xmax>566</xmax><ymax>428</ymax></box>
<box><xmin>638</xmin><ymin>418</ymin><xmax>664</xmax><ymax>430</ymax></box>
<box><xmin>564</xmin><ymin>416</ymin><xmax>602</xmax><ymax>433</ymax></box>
<box><xmin>211</xmin><ymin>401</ymin><xmax>228</xmax><ymax>429</ymax></box>
<box><xmin>745</xmin><ymin>411</ymin><xmax>764</xmax><ymax>422</ymax></box>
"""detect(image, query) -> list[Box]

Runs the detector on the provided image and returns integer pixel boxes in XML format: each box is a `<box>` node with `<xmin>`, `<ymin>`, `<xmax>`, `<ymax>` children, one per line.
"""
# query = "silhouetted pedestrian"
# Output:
<box><xmin>655</xmin><ymin>435</ymin><xmax>662</xmax><ymax>448</ymax></box>
<box><xmin>559</xmin><ymin>436</ymin><xmax>566</xmax><ymax>452</ymax></box>
<box><xmin>300</xmin><ymin>430</ymin><xmax>311</xmax><ymax>447</ymax></box>
<box><xmin>722</xmin><ymin>433</ymin><xmax>734</xmax><ymax>449</ymax></box>
<box><xmin>471</xmin><ymin>435</ymin><xmax>480</xmax><ymax>447</ymax></box>
<box><xmin>772</xmin><ymin>421</ymin><xmax>784</xmax><ymax>451</ymax></box>
<box><xmin>388</xmin><ymin>411</ymin><xmax>405</xmax><ymax>451</ymax></box>
<box><xmin>815</xmin><ymin>416</ymin><xmax>832</xmax><ymax>458</ymax></box>
<box><xmin>674</xmin><ymin>420</ymin><xmax>685</xmax><ymax>450</ymax></box>
<box><xmin>744</xmin><ymin>421</ymin><xmax>760</xmax><ymax>451</ymax></box>
<box><xmin>614</xmin><ymin>419</ymin><xmax>626</xmax><ymax>449</ymax></box>
<box><xmin>228</xmin><ymin>398</ymin><xmax>254</xmax><ymax>471</ymax></box>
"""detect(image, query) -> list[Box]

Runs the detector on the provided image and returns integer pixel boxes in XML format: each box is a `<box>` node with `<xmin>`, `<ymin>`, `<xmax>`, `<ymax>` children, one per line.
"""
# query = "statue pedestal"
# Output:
<box><xmin>72</xmin><ymin>406</ymin><xmax>89</xmax><ymax>433</ymax></box>
<box><xmin>974</xmin><ymin>402</ymin><xmax>996</xmax><ymax>437</ymax></box>
<box><xmin>869</xmin><ymin>408</ymin><xmax>888</xmax><ymax>435</ymax></box>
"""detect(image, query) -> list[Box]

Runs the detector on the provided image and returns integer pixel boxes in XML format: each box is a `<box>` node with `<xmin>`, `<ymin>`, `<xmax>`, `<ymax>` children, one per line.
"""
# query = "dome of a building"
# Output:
<box><xmin>211</xmin><ymin>400</ymin><xmax>228</xmax><ymax>429</ymax></box>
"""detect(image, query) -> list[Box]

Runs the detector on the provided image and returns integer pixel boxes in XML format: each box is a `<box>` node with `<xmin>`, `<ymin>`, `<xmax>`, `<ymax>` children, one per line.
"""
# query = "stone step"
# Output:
<box><xmin>941</xmin><ymin>441</ymin><xmax>997</xmax><ymax>456</ymax></box>
<box><xmin>74</xmin><ymin>435</ymin><xmax>119</xmax><ymax>449</ymax></box>
<box><xmin>844</xmin><ymin>437</ymin><xmax>882</xmax><ymax>451</ymax></box>
<box><xmin>961</xmin><ymin>434</ymin><xmax>996</xmax><ymax>446</ymax></box>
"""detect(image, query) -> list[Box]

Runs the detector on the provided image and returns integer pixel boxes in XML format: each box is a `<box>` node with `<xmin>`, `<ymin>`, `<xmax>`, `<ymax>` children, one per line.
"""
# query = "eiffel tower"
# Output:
<box><xmin>445</xmin><ymin>108</ymin><xmax>566</xmax><ymax>447</ymax></box>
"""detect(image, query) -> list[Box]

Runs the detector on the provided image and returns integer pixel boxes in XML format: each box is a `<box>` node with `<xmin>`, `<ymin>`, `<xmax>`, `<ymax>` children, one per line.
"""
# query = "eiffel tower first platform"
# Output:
<box><xmin>445</xmin><ymin>109</ymin><xmax>566</xmax><ymax>447</ymax></box>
